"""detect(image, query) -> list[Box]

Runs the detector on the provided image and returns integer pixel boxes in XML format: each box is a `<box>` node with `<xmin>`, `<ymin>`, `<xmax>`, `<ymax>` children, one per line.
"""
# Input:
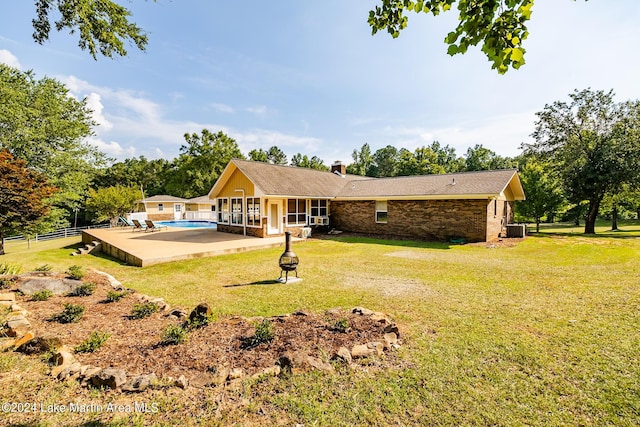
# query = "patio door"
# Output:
<box><xmin>173</xmin><ymin>204</ymin><xmax>182</xmax><ymax>220</ymax></box>
<box><xmin>268</xmin><ymin>202</ymin><xmax>281</xmax><ymax>235</ymax></box>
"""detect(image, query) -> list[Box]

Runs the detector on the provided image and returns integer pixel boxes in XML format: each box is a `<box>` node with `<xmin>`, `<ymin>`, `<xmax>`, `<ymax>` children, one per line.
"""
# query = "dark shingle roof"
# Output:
<box><xmin>232</xmin><ymin>159</ymin><xmax>367</xmax><ymax>198</ymax></box>
<box><xmin>213</xmin><ymin>160</ymin><xmax>524</xmax><ymax>200</ymax></box>
<box><xmin>335</xmin><ymin>169</ymin><xmax>522</xmax><ymax>199</ymax></box>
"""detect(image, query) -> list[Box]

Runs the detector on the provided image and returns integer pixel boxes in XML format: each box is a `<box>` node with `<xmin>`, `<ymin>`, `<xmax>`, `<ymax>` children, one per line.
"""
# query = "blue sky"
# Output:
<box><xmin>2</xmin><ymin>1</ymin><xmax>640</xmax><ymax>165</ymax></box>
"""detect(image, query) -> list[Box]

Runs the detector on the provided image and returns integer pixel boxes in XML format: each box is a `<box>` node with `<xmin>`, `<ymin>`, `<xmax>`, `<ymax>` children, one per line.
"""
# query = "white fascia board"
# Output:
<box><xmin>333</xmin><ymin>194</ymin><xmax>497</xmax><ymax>201</ymax></box>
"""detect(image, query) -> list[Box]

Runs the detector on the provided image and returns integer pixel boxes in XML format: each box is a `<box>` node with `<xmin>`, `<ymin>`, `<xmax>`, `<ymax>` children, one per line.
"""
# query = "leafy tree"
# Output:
<box><xmin>430</xmin><ymin>141</ymin><xmax>465</xmax><ymax>173</ymax></box>
<box><xmin>165</xmin><ymin>130</ymin><xmax>245</xmax><ymax>198</ymax></box>
<box><xmin>0</xmin><ymin>64</ymin><xmax>107</xmax><ymax>228</ymax></box>
<box><xmin>465</xmin><ymin>144</ymin><xmax>515</xmax><ymax>171</ymax></box>
<box><xmin>248</xmin><ymin>148</ymin><xmax>269</xmax><ymax>163</ymax></box>
<box><xmin>601</xmin><ymin>184</ymin><xmax>640</xmax><ymax>230</ymax></box>
<box><xmin>267</xmin><ymin>146</ymin><xmax>288</xmax><ymax>165</ymax></box>
<box><xmin>346</xmin><ymin>143</ymin><xmax>375</xmax><ymax>176</ymax></box>
<box><xmin>516</xmin><ymin>159</ymin><xmax>565</xmax><ymax>232</ymax></box>
<box><xmin>32</xmin><ymin>0</ymin><xmax>151</xmax><ymax>59</ymax></box>
<box><xmin>248</xmin><ymin>146</ymin><xmax>288</xmax><ymax>165</ymax></box>
<box><xmin>94</xmin><ymin>156</ymin><xmax>170</xmax><ymax>196</ymax></box>
<box><xmin>397</xmin><ymin>146</ymin><xmax>446</xmax><ymax>176</ymax></box>
<box><xmin>369</xmin><ymin>0</ymin><xmax>540</xmax><ymax>73</ymax></box>
<box><xmin>0</xmin><ymin>150</ymin><xmax>57</xmax><ymax>255</ymax></box>
<box><xmin>290</xmin><ymin>154</ymin><xmax>329</xmax><ymax>171</ymax></box>
<box><xmin>85</xmin><ymin>186</ymin><xmax>141</xmax><ymax>227</ymax></box>
<box><xmin>369</xmin><ymin>145</ymin><xmax>400</xmax><ymax>177</ymax></box>
<box><xmin>524</xmin><ymin>89</ymin><xmax>640</xmax><ymax>234</ymax></box>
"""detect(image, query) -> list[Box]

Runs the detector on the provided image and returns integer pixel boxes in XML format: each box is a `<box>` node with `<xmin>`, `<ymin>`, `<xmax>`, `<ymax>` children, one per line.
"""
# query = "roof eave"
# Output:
<box><xmin>334</xmin><ymin>194</ymin><xmax>499</xmax><ymax>201</ymax></box>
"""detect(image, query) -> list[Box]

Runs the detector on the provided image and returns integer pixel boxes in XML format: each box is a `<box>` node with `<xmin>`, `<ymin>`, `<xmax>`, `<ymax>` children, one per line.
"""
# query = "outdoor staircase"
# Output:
<box><xmin>71</xmin><ymin>240</ymin><xmax>102</xmax><ymax>256</ymax></box>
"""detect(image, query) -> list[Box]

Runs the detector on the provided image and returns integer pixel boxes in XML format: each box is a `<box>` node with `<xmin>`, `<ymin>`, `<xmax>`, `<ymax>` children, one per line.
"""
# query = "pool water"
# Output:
<box><xmin>156</xmin><ymin>220</ymin><xmax>217</xmax><ymax>229</ymax></box>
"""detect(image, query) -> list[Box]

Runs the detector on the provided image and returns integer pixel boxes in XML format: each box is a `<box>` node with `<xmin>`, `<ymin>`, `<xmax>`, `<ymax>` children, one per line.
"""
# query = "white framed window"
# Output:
<box><xmin>247</xmin><ymin>197</ymin><xmax>261</xmax><ymax>227</ymax></box>
<box><xmin>287</xmin><ymin>199</ymin><xmax>307</xmax><ymax>225</ymax></box>
<box><xmin>310</xmin><ymin>199</ymin><xmax>328</xmax><ymax>217</ymax></box>
<box><xmin>217</xmin><ymin>198</ymin><xmax>229</xmax><ymax>224</ymax></box>
<box><xmin>231</xmin><ymin>197</ymin><xmax>243</xmax><ymax>225</ymax></box>
<box><xmin>375</xmin><ymin>200</ymin><xmax>388</xmax><ymax>223</ymax></box>
<box><xmin>158</xmin><ymin>203</ymin><xmax>164</xmax><ymax>212</ymax></box>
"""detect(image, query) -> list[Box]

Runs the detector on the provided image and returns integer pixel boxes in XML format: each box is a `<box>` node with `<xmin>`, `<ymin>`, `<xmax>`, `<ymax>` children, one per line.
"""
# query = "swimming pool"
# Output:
<box><xmin>156</xmin><ymin>220</ymin><xmax>217</xmax><ymax>229</ymax></box>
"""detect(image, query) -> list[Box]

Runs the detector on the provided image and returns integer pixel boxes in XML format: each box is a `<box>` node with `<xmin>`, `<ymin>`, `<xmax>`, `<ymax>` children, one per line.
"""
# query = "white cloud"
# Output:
<box><xmin>245</xmin><ymin>105</ymin><xmax>268</xmax><ymax>117</ymax></box>
<box><xmin>0</xmin><ymin>49</ymin><xmax>20</xmax><ymax>68</ymax></box>
<box><xmin>85</xmin><ymin>92</ymin><xmax>113</xmax><ymax>130</ymax></box>
<box><xmin>56</xmin><ymin>75</ymin><xmax>326</xmax><ymax>162</ymax></box>
<box><xmin>377</xmin><ymin>112</ymin><xmax>537</xmax><ymax>158</ymax></box>
<box><xmin>211</xmin><ymin>103</ymin><xmax>235</xmax><ymax>113</ymax></box>
<box><xmin>88</xmin><ymin>137</ymin><xmax>136</xmax><ymax>158</ymax></box>
<box><xmin>233</xmin><ymin>128</ymin><xmax>322</xmax><ymax>153</ymax></box>
<box><xmin>62</xmin><ymin>75</ymin><xmax>162</xmax><ymax>122</ymax></box>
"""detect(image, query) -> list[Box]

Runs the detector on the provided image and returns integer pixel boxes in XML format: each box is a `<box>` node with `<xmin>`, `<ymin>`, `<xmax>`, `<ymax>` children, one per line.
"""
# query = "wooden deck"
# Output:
<box><xmin>82</xmin><ymin>227</ymin><xmax>290</xmax><ymax>267</ymax></box>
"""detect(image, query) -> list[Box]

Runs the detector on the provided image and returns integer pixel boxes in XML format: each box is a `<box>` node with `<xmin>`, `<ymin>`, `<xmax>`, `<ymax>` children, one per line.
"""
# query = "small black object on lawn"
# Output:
<box><xmin>278</xmin><ymin>232</ymin><xmax>299</xmax><ymax>283</ymax></box>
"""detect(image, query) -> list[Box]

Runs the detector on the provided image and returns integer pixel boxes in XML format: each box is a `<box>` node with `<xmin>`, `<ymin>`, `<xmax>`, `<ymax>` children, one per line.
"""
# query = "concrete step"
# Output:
<box><xmin>70</xmin><ymin>241</ymin><xmax>102</xmax><ymax>256</ymax></box>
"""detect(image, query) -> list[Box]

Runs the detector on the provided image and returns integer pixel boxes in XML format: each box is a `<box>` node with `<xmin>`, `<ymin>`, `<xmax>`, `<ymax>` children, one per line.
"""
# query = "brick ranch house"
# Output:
<box><xmin>208</xmin><ymin>159</ymin><xmax>526</xmax><ymax>243</ymax></box>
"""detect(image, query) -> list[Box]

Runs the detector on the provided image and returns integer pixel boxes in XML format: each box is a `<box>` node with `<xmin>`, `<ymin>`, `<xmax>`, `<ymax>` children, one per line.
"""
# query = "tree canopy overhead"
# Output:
<box><xmin>369</xmin><ymin>0</ymin><xmax>540</xmax><ymax>73</ymax></box>
<box><xmin>32</xmin><ymin>0</ymin><xmax>151</xmax><ymax>59</ymax></box>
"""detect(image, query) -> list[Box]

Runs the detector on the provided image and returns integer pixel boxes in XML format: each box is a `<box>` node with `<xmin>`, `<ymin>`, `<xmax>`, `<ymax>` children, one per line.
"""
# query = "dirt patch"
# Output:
<box><xmin>343</xmin><ymin>274</ymin><xmax>427</xmax><ymax>297</ymax></box>
<box><xmin>466</xmin><ymin>238</ymin><xmax>525</xmax><ymax>248</ymax></box>
<box><xmin>8</xmin><ymin>272</ymin><xmax>397</xmax><ymax>382</ymax></box>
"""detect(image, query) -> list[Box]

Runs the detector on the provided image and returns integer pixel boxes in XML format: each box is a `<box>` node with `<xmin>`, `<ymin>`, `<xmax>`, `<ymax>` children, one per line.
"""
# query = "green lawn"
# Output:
<box><xmin>1</xmin><ymin>228</ymin><xmax>639</xmax><ymax>426</ymax></box>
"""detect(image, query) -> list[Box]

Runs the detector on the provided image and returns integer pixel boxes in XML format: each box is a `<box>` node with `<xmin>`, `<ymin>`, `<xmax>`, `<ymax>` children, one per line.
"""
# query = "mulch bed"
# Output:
<box><xmin>12</xmin><ymin>272</ymin><xmax>394</xmax><ymax>381</ymax></box>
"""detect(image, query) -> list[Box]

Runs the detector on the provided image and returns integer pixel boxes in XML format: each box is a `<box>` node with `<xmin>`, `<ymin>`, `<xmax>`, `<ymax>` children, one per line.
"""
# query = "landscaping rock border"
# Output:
<box><xmin>1</xmin><ymin>270</ymin><xmax>402</xmax><ymax>393</ymax></box>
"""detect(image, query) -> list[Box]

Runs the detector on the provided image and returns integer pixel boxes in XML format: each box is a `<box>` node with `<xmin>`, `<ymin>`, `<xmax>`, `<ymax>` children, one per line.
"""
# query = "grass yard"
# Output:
<box><xmin>1</xmin><ymin>226</ymin><xmax>639</xmax><ymax>426</ymax></box>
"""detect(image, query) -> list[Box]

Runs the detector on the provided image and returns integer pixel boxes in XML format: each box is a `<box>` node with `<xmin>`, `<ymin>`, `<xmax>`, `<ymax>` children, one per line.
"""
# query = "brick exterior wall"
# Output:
<box><xmin>485</xmin><ymin>200</ymin><xmax>515</xmax><ymax>241</ymax></box>
<box><xmin>217</xmin><ymin>199</ymin><xmax>517</xmax><ymax>243</ymax></box>
<box><xmin>331</xmin><ymin>199</ymin><xmax>501</xmax><ymax>243</ymax></box>
<box><xmin>218</xmin><ymin>219</ymin><xmax>307</xmax><ymax>238</ymax></box>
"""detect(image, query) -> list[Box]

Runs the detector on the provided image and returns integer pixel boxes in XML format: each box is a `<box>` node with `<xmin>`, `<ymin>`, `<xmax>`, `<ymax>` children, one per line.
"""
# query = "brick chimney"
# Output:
<box><xmin>331</xmin><ymin>161</ymin><xmax>346</xmax><ymax>176</ymax></box>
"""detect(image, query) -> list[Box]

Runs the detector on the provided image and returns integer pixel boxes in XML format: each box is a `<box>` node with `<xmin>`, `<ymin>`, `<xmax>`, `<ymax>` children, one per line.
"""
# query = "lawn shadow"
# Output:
<box><xmin>532</xmin><ymin>231</ymin><xmax>640</xmax><ymax>240</ymax></box>
<box><xmin>323</xmin><ymin>235</ymin><xmax>454</xmax><ymax>250</ymax></box>
<box><xmin>224</xmin><ymin>279</ymin><xmax>281</xmax><ymax>288</ymax></box>
<box><xmin>90</xmin><ymin>251</ymin><xmax>130</xmax><ymax>265</ymax></box>
<box><xmin>63</xmin><ymin>242</ymin><xmax>84</xmax><ymax>251</ymax></box>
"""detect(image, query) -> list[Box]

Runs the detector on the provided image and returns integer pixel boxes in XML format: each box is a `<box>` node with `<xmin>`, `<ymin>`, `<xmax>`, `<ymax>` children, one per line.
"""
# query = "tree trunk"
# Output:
<box><xmin>611</xmin><ymin>205</ymin><xmax>618</xmax><ymax>231</ymax></box>
<box><xmin>584</xmin><ymin>199</ymin><xmax>600</xmax><ymax>234</ymax></box>
<box><xmin>0</xmin><ymin>231</ymin><xmax>4</xmax><ymax>255</ymax></box>
<box><xmin>535</xmin><ymin>218</ymin><xmax>541</xmax><ymax>233</ymax></box>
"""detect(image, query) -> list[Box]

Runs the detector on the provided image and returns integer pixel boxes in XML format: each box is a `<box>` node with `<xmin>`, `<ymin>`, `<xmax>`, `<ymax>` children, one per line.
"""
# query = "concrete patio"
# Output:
<box><xmin>82</xmin><ymin>227</ymin><xmax>290</xmax><ymax>267</ymax></box>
